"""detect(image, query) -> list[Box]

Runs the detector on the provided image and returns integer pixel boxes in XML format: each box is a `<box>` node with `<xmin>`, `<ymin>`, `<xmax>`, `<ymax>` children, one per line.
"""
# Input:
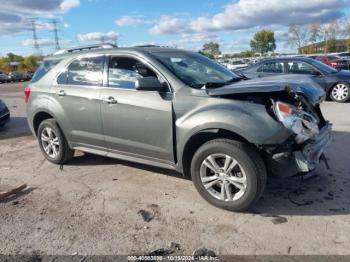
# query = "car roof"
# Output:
<box><xmin>44</xmin><ymin>44</ymin><xmax>192</xmax><ymax>60</ymax></box>
<box><xmin>254</xmin><ymin>57</ymin><xmax>317</xmax><ymax>64</ymax></box>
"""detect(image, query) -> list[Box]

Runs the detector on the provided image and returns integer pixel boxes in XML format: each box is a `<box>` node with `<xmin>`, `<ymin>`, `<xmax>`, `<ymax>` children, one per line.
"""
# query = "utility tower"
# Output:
<box><xmin>51</xmin><ymin>19</ymin><xmax>60</xmax><ymax>50</ymax></box>
<box><xmin>113</xmin><ymin>35</ymin><xmax>118</xmax><ymax>46</ymax></box>
<box><xmin>30</xmin><ymin>19</ymin><xmax>40</xmax><ymax>52</ymax></box>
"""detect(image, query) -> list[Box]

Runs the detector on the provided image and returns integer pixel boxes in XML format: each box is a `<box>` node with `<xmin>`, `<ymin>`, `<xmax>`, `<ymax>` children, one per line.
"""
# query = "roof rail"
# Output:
<box><xmin>54</xmin><ymin>43</ymin><xmax>117</xmax><ymax>55</ymax></box>
<box><xmin>134</xmin><ymin>45</ymin><xmax>160</xmax><ymax>48</ymax></box>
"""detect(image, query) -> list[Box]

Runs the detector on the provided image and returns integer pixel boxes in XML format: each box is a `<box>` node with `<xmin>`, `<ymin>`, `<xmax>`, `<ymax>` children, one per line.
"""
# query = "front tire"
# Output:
<box><xmin>330</xmin><ymin>82</ymin><xmax>350</xmax><ymax>102</ymax></box>
<box><xmin>190</xmin><ymin>139</ymin><xmax>266</xmax><ymax>212</ymax></box>
<box><xmin>37</xmin><ymin>119</ymin><xmax>74</xmax><ymax>164</ymax></box>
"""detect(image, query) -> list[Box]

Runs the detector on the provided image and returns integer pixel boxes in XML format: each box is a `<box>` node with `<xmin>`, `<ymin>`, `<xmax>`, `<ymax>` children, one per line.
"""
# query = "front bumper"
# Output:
<box><xmin>267</xmin><ymin>122</ymin><xmax>332</xmax><ymax>176</ymax></box>
<box><xmin>294</xmin><ymin>122</ymin><xmax>332</xmax><ymax>172</ymax></box>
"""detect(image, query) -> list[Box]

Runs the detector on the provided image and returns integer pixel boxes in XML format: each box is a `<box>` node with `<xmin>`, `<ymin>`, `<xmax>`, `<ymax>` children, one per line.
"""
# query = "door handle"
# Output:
<box><xmin>57</xmin><ymin>90</ymin><xmax>66</xmax><ymax>96</ymax></box>
<box><xmin>103</xmin><ymin>96</ymin><xmax>118</xmax><ymax>104</ymax></box>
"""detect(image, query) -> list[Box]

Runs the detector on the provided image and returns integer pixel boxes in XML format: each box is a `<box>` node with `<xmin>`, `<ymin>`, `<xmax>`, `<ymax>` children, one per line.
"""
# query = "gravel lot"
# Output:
<box><xmin>0</xmin><ymin>82</ymin><xmax>350</xmax><ymax>256</ymax></box>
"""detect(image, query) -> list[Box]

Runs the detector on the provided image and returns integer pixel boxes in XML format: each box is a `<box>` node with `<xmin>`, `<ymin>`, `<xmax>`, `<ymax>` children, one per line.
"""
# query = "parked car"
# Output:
<box><xmin>337</xmin><ymin>52</ymin><xmax>350</xmax><ymax>60</ymax></box>
<box><xmin>225</xmin><ymin>60</ymin><xmax>248</xmax><ymax>70</ymax></box>
<box><xmin>24</xmin><ymin>71</ymin><xmax>35</xmax><ymax>81</ymax></box>
<box><xmin>8</xmin><ymin>71</ymin><xmax>26</xmax><ymax>82</ymax></box>
<box><xmin>238</xmin><ymin>57</ymin><xmax>350</xmax><ymax>102</ymax></box>
<box><xmin>0</xmin><ymin>99</ymin><xmax>10</xmax><ymax>127</ymax></box>
<box><xmin>315</xmin><ymin>55</ymin><xmax>350</xmax><ymax>71</ymax></box>
<box><xmin>0</xmin><ymin>71</ymin><xmax>9</xmax><ymax>83</ymax></box>
<box><xmin>26</xmin><ymin>44</ymin><xmax>332</xmax><ymax>211</ymax></box>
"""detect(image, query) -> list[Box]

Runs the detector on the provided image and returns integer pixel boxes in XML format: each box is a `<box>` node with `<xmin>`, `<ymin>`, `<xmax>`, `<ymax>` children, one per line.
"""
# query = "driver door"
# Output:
<box><xmin>100</xmin><ymin>55</ymin><xmax>174</xmax><ymax>164</ymax></box>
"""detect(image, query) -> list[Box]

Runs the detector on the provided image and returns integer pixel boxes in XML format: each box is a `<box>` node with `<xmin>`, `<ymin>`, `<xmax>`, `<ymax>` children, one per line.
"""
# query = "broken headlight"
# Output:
<box><xmin>273</xmin><ymin>101</ymin><xmax>319</xmax><ymax>144</ymax></box>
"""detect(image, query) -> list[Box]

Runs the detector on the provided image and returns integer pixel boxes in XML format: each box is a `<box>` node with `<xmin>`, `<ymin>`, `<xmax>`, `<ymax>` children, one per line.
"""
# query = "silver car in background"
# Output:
<box><xmin>0</xmin><ymin>71</ymin><xmax>9</xmax><ymax>83</ymax></box>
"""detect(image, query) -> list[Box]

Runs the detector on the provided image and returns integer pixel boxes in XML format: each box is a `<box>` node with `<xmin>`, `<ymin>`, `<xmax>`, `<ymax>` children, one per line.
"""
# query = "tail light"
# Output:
<box><xmin>331</xmin><ymin>62</ymin><xmax>337</xmax><ymax>67</ymax></box>
<box><xmin>24</xmin><ymin>86</ymin><xmax>31</xmax><ymax>103</ymax></box>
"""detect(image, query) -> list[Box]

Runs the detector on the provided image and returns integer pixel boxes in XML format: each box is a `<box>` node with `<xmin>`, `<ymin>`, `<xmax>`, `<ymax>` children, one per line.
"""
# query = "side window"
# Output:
<box><xmin>108</xmin><ymin>56</ymin><xmax>157</xmax><ymax>89</ymax></box>
<box><xmin>58</xmin><ymin>56</ymin><xmax>104</xmax><ymax>86</ymax></box>
<box><xmin>259</xmin><ymin>62</ymin><xmax>284</xmax><ymax>73</ymax></box>
<box><xmin>57</xmin><ymin>70</ymin><xmax>68</xmax><ymax>85</ymax></box>
<box><xmin>31</xmin><ymin>59</ymin><xmax>62</xmax><ymax>83</ymax></box>
<box><xmin>287</xmin><ymin>61</ymin><xmax>315</xmax><ymax>74</ymax></box>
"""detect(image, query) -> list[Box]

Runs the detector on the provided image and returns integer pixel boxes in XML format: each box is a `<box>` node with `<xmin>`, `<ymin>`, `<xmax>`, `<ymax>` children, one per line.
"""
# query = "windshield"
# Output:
<box><xmin>309</xmin><ymin>59</ymin><xmax>338</xmax><ymax>74</ymax></box>
<box><xmin>152</xmin><ymin>51</ymin><xmax>240</xmax><ymax>88</ymax></box>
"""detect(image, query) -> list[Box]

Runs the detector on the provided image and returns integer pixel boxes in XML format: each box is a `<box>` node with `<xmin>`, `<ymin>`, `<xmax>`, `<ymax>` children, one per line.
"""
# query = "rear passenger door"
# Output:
<box><xmin>256</xmin><ymin>61</ymin><xmax>286</xmax><ymax>78</ymax></box>
<box><xmin>51</xmin><ymin>55</ymin><xmax>106</xmax><ymax>149</ymax></box>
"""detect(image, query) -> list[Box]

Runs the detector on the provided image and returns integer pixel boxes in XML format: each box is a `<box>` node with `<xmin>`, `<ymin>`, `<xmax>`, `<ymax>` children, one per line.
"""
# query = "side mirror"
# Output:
<box><xmin>311</xmin><ymin>70</ymin><xmax>321</xmax><ymax>76</ymax></box>
<box><xmin>135</xmin><ymin>76</ymin><xmax>168</xmax><ymax>92</ymax></box>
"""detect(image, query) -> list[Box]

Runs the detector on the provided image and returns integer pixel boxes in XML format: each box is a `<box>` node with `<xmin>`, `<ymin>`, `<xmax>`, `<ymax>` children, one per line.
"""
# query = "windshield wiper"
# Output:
<box><xmin>189</xmin><ymin>77</ymin><xmax>244</xmax><ymax>89</ymax></box>
<box><xmin>224</xmin><ymin>76</ymin><xmax>245</xmax><ymax>84</ymax></box>
<box><xmin>204</xmin><ymin>77</ymin><xmax>243</xmax><ymax>89</ymax></box>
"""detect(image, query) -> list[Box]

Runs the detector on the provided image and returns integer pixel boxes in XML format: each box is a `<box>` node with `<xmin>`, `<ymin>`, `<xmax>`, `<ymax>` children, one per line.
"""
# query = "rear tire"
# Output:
<box><xmin>37</xmin><ymin>119</ymin><xmax>74</xmax><ymax>164</ymax></box>
<box><xmin>190</xmin><ymin>139</ymin><xmax>266</xmax><ymax>212</ymax></box>
<box><xmin>330</xmin><ymin>82</ymin><xmax>350</xmax><ymax>102</ymax></box>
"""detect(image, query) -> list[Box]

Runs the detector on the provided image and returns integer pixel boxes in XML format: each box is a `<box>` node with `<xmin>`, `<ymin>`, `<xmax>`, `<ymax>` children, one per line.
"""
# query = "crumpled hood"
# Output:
<box><xmin>207</xmin><ymin>74</ymin><xmax>326</xmax><ymax>106</ymax></box>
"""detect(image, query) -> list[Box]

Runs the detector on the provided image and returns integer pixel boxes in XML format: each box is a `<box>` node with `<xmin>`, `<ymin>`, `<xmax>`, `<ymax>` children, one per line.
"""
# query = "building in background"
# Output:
<box><xmin>9</xmin><ymin>62</ymin><xmax>20</xmax><ymax>71</ymax></box>
<box><xmin>299</xmin><ymin>39</ymin><xmax>350</xmax><ymax>54</ymax></box>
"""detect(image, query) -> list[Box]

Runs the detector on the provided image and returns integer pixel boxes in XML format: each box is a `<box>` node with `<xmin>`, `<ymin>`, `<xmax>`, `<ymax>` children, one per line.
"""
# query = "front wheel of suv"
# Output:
<box><xmin>37</xmin><ymin>119</ymin><xmax>74</xmax><ymax>164</ymax></box>
<box><xmin>190</xmin><ymin>139</ymin><xmax>266</xmax><ymax>212</ymax></box>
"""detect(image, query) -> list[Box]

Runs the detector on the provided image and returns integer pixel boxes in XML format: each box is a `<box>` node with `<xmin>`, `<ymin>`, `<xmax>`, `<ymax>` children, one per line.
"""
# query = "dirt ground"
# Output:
<box><xmin>0</xmin><ymin>82</ymin><xmax>350</xmax><ymax>256</ymax></box>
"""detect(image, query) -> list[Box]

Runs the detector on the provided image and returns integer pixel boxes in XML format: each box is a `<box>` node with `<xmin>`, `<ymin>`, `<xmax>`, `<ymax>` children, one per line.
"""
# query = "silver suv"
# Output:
<box><xmin>26</xmin><ymin>44</ymin><xmax>332</xmax><ymax>211</ymax></box>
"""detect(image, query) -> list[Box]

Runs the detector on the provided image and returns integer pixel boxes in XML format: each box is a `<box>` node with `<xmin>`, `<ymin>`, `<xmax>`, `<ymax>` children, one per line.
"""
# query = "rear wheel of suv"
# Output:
<box><xmin>37</xmin><ymin>119</ymin><xmax>74</xmax><ymax>164</ymax></box>
<box><xmin>330</xmin><ymin>82</ymin><xmax>350</xmax><ymax>102</ymax></box>
<box><xmin>190</xmin><ymin>139</ymin><xmax>266</xmax><ymax>212</ymax></box>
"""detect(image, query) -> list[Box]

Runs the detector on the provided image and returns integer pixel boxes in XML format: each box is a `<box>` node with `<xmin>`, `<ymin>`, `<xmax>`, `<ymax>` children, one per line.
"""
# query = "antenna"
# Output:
<box><xmin>30</xmin><ymin>19</ymin><xmax>40</xmax><ymax>51</ymax></box>
<box><xmin>51</xmin><ymin>19</ymin><xmax>60</xmax><ymax>50</ymax></box>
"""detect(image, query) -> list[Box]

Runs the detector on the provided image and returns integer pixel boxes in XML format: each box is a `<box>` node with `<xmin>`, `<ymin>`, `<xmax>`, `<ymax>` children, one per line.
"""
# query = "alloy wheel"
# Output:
<box><xmin>41</xmin><ymin>127</ymin><xmax>60</xmax><ymax>158</ymax></box>
<box><xmin>199</xmin><ymin>153</ymin><xmax>247</xmax><ymax>201</ymax></box>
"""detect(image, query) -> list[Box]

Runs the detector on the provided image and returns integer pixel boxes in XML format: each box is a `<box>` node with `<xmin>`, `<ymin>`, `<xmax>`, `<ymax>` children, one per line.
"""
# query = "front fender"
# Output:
<box><xmin>175</xmin><ymin>100</ymin><xmax>292</xmax><ymax>168</ymax></box>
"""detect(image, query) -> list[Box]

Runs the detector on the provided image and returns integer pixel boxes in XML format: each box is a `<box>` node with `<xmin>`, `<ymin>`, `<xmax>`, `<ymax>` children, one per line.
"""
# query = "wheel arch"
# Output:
<box><xmin>180</xmin><ymin>128</ymin><xmax>250</xmax><ymax>178</ymax></box>
<box><xmin>33</xmin><ymin>111</ymin><xmax>54</xmax><ymax>136</ymax></box>
<box><xmin>32</xmin><ymin>109</ymin><xmax>66</xmax><ymax>138</ymax></box>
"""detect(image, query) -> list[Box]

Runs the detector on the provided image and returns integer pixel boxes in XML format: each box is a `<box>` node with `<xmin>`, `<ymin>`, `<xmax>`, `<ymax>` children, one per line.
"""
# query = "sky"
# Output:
<box><xmin>0</xmin><ymin>0</ymin><xmax>349</xmax><ymax>56</ymax></box>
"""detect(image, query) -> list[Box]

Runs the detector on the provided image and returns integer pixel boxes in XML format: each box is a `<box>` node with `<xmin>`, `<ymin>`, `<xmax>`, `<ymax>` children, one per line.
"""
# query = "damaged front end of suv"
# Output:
<box><xmin>206</xmin><ymin>75</ymin><xmax>332</xmax><ymax>177</ymax></box>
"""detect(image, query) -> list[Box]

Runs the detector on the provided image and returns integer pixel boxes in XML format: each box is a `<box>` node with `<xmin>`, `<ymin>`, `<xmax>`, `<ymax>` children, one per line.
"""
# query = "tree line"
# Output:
<box><xmin>288</xmin><ymin>18</ymin><xmax>350</xmax><ymax>53</ymax></box>
<box><xmin>200</xmin><ymin>17</ymin><xmax>350</xmax><ymax>58</ymax></box>
<box><xmin>0</xmin><ymin>53</ymin><xmax>42</xmax><ymax>73</ymax></box>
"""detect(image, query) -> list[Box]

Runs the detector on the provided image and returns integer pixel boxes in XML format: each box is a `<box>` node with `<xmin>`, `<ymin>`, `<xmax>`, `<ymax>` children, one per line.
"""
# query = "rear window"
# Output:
<box><xmin>31</xmin><ymin>59</ymin><xmax>61</xmax><ymax>83</ymax></box>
